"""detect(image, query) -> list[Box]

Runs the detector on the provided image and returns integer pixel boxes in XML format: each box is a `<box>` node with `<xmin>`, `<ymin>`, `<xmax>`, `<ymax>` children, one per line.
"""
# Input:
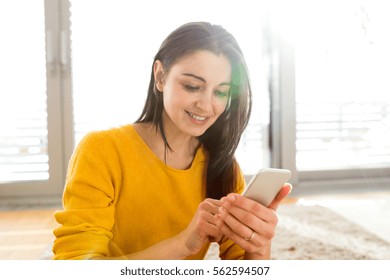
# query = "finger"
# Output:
<box><xmin>215</xmin><ymin>214</ymin><xmax>269</xmax><ymax>253</ymax></box>
<box><xmin>218</xmin><ymin>206</ymin><xmax>254</xmax><ymax>240</ymax></box>
<box><xmin>204</xmin><ymin>198</ymin><xmax>223</xmax><ymax>215</ymax></box>
<box><xmin>267</xmin><ymin>183</ymin><xmax>292</xmax><ymax>211</ymax></box>
<box><xmin>223</xmin><ymin>194</ymin><xmax>276</xmax><ymax>223</ymax></box>
<box><xmin>205</xmin><ymin>198</ymin><xmax>223</xmax><ymax>207</ymax></box>
<box><xmin>196</xmin><ymin>211</ymin><xmax>222</xmax><ymax>240</ymax></box>
<box><xmin>205</xmin><ymin>223</ymin><xmax>222</xmax><ymax>239</ymax></box>
<box><xmin>218</xmin><ymin>204</ymin><xmax>275</xmax><ymax>241</ymax></box>
<box><xmin>199</xmin><ymin>199</ymin><xmax>222</xmax><ymax>223</ymax></box>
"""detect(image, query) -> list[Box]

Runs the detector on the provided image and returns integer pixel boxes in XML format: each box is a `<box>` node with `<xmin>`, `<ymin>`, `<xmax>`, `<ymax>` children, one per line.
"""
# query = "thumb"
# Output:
<box><xmin>268</xmin><ymin>183</ymin><xmax>292</xmax><ymax>211</ymax></box>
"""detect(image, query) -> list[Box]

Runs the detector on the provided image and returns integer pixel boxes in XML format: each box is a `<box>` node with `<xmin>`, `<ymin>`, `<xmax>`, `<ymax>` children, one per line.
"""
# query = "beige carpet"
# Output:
<box><xmin>206</xmin><ymin>204</ymin><xmax>390</xmax><ymax>260</ymax></box>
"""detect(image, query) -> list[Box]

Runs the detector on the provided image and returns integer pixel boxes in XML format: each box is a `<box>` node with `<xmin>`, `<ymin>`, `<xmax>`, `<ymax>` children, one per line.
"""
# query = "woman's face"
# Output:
<box><xmin>155</xmin><ymin>50</ymin><xmax>231</xmax><ymax>137</ymax></box>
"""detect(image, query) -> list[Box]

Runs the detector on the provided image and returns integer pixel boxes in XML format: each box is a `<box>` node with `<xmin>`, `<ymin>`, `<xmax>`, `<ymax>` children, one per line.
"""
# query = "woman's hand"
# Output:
<box><xmin>178</xmin><ymin>198</ymin><xmax>223</xmax><ymax>258</ymax></box>
<box><xmin>215</xmin><ymin>184</ymin><xmax>292</xmax><ymax>259</ymax></box>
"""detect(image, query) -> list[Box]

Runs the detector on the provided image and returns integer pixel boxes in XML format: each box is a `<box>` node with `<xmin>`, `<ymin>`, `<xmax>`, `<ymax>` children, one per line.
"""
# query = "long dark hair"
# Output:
<box><xmin>136</xmin><ymin>22</ymin><xmax>252</xmax><ymax>199</ymax></box>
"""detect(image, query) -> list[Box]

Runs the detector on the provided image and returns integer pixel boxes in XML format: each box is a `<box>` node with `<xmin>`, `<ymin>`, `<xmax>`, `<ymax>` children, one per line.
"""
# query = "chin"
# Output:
<box><xmin>189</xmin><ymin>129</ymin><xmax>207</xmax><ymax>138</ymax></box>
<box><xmin>183</xmin><ymin>126</ymin><xmax>209</xmax><ymax>137</ymax></box>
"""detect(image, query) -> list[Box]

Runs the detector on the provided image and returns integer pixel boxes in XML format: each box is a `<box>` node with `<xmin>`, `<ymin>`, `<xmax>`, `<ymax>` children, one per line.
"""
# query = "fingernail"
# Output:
<box><xmin>227</xmin><ymin>194</ymin><xmax>236</xmax><ymax>202</ymax></box>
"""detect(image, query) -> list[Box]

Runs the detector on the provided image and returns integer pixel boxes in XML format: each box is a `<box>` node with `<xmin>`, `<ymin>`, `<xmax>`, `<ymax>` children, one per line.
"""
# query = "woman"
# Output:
<box><xmin>53</xmin><ymin>21</ymin><xmax>292</xmax><ymax>260</ymax></box>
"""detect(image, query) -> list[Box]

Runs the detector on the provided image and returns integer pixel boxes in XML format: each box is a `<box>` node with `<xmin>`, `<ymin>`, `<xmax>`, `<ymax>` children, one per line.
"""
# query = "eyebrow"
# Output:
<box><xmin>182</xmin><ymin>73</ymin><xmax>231</xmax><ymax>86</ymax></box>
<box><xmin>182</xmin><ymin>73</ymin><xmax>206</xmax><ymax>83</ymax></box>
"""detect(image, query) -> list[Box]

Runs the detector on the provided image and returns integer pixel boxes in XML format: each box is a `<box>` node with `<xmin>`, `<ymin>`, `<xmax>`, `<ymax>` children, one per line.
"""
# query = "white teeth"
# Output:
<box><xmin>187</xmin><ymin>112</ymin><xmax>206</xmax><ymax>121</ymax></box>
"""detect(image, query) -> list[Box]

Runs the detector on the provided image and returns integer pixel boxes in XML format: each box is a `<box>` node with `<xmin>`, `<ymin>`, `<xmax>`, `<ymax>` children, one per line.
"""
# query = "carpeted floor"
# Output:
<box><xmin>272</xmin><ymin>204</ymin><xmax>390</xmax><ymax>259</ymax></box>
<box><xmin>206</xmin><ymin>204</ymin><xmax>390</xmax><ymax>260</ymax></box>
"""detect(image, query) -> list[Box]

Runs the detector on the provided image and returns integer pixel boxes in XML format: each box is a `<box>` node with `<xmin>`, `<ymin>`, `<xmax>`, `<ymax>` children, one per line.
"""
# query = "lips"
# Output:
<box><xmin>186</xmin><ymin>111</ymin><xmax>207</xmax><ymax>121</ymax></box>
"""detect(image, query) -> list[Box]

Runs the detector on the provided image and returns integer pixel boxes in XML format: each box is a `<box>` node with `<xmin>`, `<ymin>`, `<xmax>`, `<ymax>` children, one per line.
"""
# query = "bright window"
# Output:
<box><xmin>295</xmin><ymin>2</ymin><xmax>390</xmax><ymax>171</ymax></box>
<box><xmin>0</xmin><ymin>1</ymin><xmax>48</xmax><ymax>183</ymax></box>
<box><xmin>70</xmin><ymin>0</ymin><xmax>271</xmax><ymax>174</ymax></box>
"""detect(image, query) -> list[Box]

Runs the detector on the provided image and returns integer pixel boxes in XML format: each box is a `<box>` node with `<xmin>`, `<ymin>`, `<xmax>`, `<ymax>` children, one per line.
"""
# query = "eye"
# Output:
<box><xmin>184</xmin><ymin>84</ymin><xmax>201</xmax><ymax>92</ymax></box>
<box><xmin>214</xmin><ymin>90</ymin><xmax>229</xmax><ymax>98</ymax></box>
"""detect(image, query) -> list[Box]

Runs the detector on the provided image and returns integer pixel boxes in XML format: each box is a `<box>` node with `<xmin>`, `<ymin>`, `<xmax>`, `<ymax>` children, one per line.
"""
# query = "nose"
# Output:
<box><xmin>195</xmin><ymin>90</ymin><xmax>213</xmax><ymax>112</ymax></box>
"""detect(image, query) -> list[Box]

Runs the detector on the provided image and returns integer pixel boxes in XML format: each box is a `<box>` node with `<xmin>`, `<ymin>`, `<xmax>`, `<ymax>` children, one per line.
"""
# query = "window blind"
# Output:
<box><xmin>295</xmin><ymin>2</ymin><xmax>390</xmax><ymax>171</ymax></box>
<box><xmin>296</xmin><ymin>102</ymin><xmax>390</xmax><ymax>170</ymax></box>
<box><xmin>0</xmin><ymin>2</ymin><xmax>48</xmax><ymax>183</ymax></box>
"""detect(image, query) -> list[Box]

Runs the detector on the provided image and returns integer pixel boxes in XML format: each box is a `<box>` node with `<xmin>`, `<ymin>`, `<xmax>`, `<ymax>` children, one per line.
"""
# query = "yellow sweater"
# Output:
<box><xmin>53</xmin><ymin>124</ymin><xmax>245</xmax><ymax>260</ymax></box>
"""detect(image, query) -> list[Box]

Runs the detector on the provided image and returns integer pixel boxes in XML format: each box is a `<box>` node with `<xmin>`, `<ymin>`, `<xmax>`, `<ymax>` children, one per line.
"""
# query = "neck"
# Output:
<box><xmin>165</xmin><ymin>130</ymin><xmax>197</xmax><ymax>154</ymax></box>
<box><xmin>159</xmin><ymin>112</ymin><xmax>200</xmax><ymax>157</ymax></box>
<box><xmin>159</xmin><ymin>125</ymin><xmax>200</xmax><ymax>170</ymax></box>
<box><xmin>134</xmin><ymin>121</ymin><xmax>200</xmax><ymax>170</ymax></box>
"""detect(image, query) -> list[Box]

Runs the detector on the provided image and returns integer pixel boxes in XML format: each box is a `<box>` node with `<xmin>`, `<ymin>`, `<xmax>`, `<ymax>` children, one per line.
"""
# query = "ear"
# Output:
<box><xmin>153</xmin><ymin>60</ymin><xmax>165</xmax><ymax>92</ymax></box>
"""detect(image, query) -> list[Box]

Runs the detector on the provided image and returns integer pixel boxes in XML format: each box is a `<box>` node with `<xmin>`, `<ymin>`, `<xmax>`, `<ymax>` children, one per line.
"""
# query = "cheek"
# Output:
<box><xmin>163</xmin><ymin>94</ymin><xmax>177</xmax><ymax>115</ymax></box>
<box><xmin>214</xmin><ymin>98</ymin><xmax>229</xmax><ymax>115</ymax></box>
<box><xmin>162</xmin><ymin>86</ymin><xmax>185</xmax><ymax>113</ymax></box>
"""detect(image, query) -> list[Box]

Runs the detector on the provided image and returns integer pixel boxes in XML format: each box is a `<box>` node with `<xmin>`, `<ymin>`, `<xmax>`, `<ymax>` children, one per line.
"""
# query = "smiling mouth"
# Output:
<box><xmin>186</xmin><ymin>111</ymin><xmax>207</xmax><ymax>121</ymax></box>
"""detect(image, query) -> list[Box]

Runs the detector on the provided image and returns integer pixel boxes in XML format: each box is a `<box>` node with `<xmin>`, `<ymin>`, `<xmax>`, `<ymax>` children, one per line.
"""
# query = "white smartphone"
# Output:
<box><xmin>242</xmin><ymin>168</ymin><xmax>291</xmax><ymax>207</ymax></box>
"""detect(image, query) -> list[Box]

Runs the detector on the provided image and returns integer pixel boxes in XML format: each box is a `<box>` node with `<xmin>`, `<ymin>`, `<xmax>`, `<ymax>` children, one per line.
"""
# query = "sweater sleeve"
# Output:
<box><xmin>53</xmin><ymin>131</ymin><xmax>119</xmax><ymax>260</ymax></box>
